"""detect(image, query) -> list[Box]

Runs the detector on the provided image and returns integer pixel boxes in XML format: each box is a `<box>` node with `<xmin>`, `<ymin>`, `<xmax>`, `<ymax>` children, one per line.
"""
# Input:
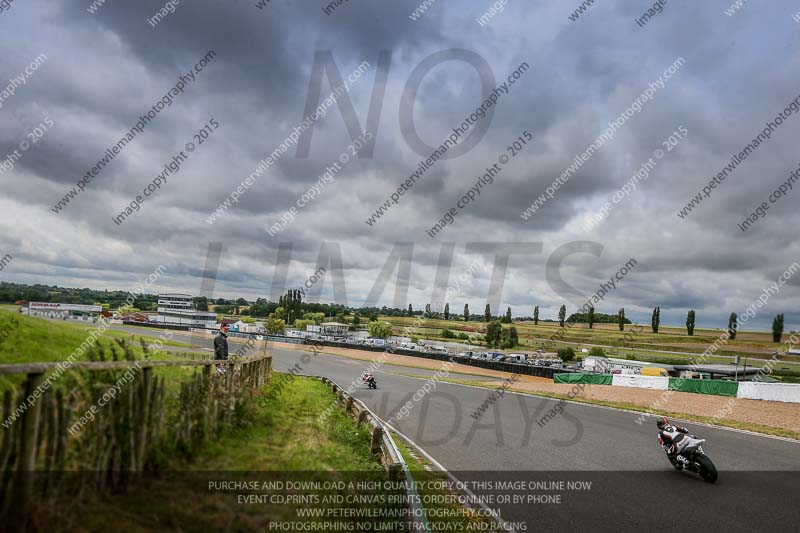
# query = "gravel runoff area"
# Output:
<box><xmin>272</xmin><ymin>342</ymin><xmax>800</xmax><ymax>437</ymax></box>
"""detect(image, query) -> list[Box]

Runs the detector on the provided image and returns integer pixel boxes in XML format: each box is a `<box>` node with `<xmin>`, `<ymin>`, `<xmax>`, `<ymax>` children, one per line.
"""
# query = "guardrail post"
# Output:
<box><xmin>345</xmin><ymin>397</ymin><xmax>354</xmax><ymax>413</ymax></box>
<box><xmin>370</xmin><ymin>426</ymin><xmax>383</xmax><ymax>456</ymax></box>
<box><xmin>357</xmin><ymin>409</ymin><xmax>369</xmax><ymax>427</ymax></box>
<box><xmin>388</xmin><ymin>463</ymin><xmax>404</xmax><ymax>481</ymax></box>
<box><xmin>10</xmin><ymin>372</ymin><xmax>45</xmax><ymax>532</ymax></box>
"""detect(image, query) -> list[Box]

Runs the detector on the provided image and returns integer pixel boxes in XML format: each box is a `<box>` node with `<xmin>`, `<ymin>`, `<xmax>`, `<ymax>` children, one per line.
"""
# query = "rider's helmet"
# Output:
<box><xmin>656</xmin><ymin>416</ymin><xmax>669</xmax><ymax>430</ymax></box>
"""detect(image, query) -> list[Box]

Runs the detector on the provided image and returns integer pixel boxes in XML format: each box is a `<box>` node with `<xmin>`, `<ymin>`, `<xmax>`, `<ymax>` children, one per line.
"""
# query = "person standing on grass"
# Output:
<box><xmin>214</xmin><ymin>323</ymin><xmax>229</xmax><ymax>374</ymax></box>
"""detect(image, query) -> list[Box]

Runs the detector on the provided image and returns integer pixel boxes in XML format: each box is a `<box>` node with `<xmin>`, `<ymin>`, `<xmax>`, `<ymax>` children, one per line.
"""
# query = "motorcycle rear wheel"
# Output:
<box><xmin>695</xmin><ymin>454</ymin><xmax>718</xmax><ymax>483</ymax></box>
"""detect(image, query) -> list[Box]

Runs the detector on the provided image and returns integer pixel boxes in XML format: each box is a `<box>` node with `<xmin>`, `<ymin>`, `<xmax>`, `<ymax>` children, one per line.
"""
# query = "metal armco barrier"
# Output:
<box><xmin>317</xmin><ymin>376</ymin><xmax>429</xmax><ymax>531</ymax></box>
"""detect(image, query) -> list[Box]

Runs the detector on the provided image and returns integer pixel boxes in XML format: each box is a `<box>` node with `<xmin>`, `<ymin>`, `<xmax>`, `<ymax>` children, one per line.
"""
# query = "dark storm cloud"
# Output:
<box><xmin>0</xmin><ymin>0</ymin><xmax>797</xmax><ymax>331</ymax></box>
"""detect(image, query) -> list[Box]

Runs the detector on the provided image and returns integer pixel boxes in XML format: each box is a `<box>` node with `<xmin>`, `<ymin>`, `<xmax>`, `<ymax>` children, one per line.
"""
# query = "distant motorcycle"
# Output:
<box><xmin>660</xmin><ymin>433</ymin><xmax>718</xmax><ymax>483</ymax></box>
<box><xmin>362</xmin><ymin>372</ymin><xmax>377</xmax><ymax>389</ymax></box>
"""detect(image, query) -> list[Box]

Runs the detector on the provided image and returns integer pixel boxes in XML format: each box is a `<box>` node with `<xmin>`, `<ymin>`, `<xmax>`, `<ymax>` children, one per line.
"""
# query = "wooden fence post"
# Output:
<box><xmin>137</xmin><ymin>368</ymin><xmax>152</xmax><ymax>470</ymax></box>
<box><xmin>9</xmin><ymin>372</ymin><xmax>45</xmax><ymax>532</ymax></box>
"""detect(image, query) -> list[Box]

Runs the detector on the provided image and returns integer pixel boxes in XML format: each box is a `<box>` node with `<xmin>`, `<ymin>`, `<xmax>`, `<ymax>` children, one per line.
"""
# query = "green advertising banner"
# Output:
<box><xmin>554</xmin><ymin>373</ymin><xmax>613</xmax><ymax>385</ymax></box>
<box><xmin>668</xmin><ymin>378</ymin><xmax>739</xmax><ymax>397</ymax></box>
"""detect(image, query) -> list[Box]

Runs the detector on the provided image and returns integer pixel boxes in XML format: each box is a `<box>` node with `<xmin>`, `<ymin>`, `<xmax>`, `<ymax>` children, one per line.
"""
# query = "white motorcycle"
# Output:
<box><xmin>661</xmin><ymin>434</ymin><xmax>718</xmax><ymax>483</ymax></box>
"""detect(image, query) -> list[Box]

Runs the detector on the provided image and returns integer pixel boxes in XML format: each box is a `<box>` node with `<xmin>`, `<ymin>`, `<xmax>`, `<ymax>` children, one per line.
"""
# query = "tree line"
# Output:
<box><xmin>2</xmin><ymin>280</ymin><xmax>789</xmax><ymax>343</ymax></box>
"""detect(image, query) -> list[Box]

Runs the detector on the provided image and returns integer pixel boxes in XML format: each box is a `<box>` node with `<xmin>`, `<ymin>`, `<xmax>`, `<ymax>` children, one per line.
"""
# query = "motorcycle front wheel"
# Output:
<box><xmin>695</xmin><ymin>454</ymin><xmax>718</xmax><ymax>483</ymax></box>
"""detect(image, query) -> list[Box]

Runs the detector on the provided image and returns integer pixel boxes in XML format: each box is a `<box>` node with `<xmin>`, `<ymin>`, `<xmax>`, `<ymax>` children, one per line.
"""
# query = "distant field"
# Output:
<box><xmin>376</xmin><ymin>315</ymin><xmax>799</xmax><ymax>367</ymax></box>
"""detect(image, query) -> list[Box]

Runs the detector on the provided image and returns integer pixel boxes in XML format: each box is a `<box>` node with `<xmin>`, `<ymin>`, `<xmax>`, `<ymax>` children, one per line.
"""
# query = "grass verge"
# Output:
<box><xmin>31</xmin><ymin>374</ymin><xmax>406</xmax><ymax>531</ymax></box>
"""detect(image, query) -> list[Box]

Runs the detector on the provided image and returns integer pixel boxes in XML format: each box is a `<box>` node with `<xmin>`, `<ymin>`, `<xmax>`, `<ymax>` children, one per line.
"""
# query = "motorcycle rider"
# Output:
<box><xmin>657</xmin><ymin>416</ymin><xmax>691</xmax><ymax>468</ymax></box>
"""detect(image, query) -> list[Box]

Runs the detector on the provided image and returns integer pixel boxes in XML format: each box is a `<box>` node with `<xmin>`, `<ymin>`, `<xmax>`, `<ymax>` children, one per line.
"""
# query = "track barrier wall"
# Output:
<box><xmin>736</xmin><ymin>381</ymin><xmax>800</xmax><ymax>403</ymax></box>
<box><xmin>555</xmin><ymin>372</ymin><xmax>800</xmax><ymax>403</ymax></box>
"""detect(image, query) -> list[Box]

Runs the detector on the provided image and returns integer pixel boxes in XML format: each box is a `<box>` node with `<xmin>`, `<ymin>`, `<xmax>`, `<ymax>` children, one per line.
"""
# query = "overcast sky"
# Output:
<box><xmin>1</xmin><ymin>0</ymin><xmax>799</xmax><ymax>330</ymax></box>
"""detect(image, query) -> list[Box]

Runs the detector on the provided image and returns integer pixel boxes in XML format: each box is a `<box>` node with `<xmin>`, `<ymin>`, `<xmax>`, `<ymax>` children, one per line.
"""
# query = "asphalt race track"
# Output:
<box><xmin>112</xmin><ymin>327</ymin><xmax>800</xmax><ymax>531</ymax></box>
<box><xmin>268</xmin><ymin>344</ymin><xmax>800</xmax><ymax>532</ymax></box>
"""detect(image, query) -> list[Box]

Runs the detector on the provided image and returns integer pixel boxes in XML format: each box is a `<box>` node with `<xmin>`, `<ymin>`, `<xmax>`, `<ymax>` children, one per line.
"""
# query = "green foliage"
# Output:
<box><xmin>294</xmin><ymin>319</ymin><xmax>313</xmax><ymax>332</ymax></box>
<box><xmin>444</xmin><ymin>303</ymin><xmax>450</xmax><ymax>320</ymax></box>
<box><xmin>773</xmin><ymin>313</ymin><xmax>784</xmax><ymax>342</ymax></box>
<box><xmin>485</xmin><ymin>321</ymin><xmax>502</xmax><ymax>347</ymax></box>
<box><xmin>368</xmin><ymin>321</ymin><xmax>393</xmax><ymax>339</ymax></box>
<box><xmin>618</xmin><ymin>308</ymin><xmax>625</xmax><ymax>331</ymax></box>
<box><xmin>303</xmin><ymin>312</ymin><xmax>325</xmax><ymax>325</ymax></box>
<box><xmin>193</xmin><ymin>296</ymin><xmax>209</xmax><ymax>311</ymax></box>
<box><xmin>440</xmin><ymin>328</ymin><xmax>455</xmax><ymax>339</ymax></box>
<box><xmin>588</xmin><ymin>346</ymin><xmax>606</xmax><ymax>358</ymax></box>
<box><xmin>567</xmin><ymin>312</ymin><xmax>630</xmax><ymax>325</ymax></box>
<box><xmin>558</xmin><ymin>305</ymin><xmax>566</xmax><ymax>327</ymax></box>
<box><xmin>408</xmin><ymin>304</ymin><xmax>413</xmax><ymax>317</ymax></box>
<box><xmin>651</xmin><ymin>306</ymin><xmax>660</xmax><ymax>333</ymax></box>
<box><xmin>278</xmin><ymin>290</ymin><xmax>303</xmax><ymax>325</ymax></box>
<box><xmin>728</xmin><ymin>312</ymin><xmax>738</xmax><ymax>340</ymax></box>
<box><xmin>557</xmin><ymin>347</ymin><xmax>576</xmax><ymax>362</ymax></box>
<box><xmin>499</xmin><ymin>326</ymin><xmax>519</xmax><ymax>349</ymax></box>
<box><xmin>533</xmin><ymin>306</ymin><xmax>539</xmax><ymax>325</ymax></box>
<box><xmin>265</xmin><ymin>317</ymin><xmax>285</xmax><ymax>335</ymax></box>
<box><xmin>410</xmin><ymin>335</ymin><xmax>419</xmax><ymax>344</ymax></box>
<box><xmin>500</xmin><ymin>306</ymin><xmax>512</xmax><ymax>324</ymax></box>
<box><xmin>588</xmin><ymin>306</ymin><xmax>595</xmax><ymax>329</ymax></box>
<box><xmin>116</xmin><ymin>305</ymin><xmax>140</xmax><ymax>315</ymax></box>
<box><xmin>686</xmin><ymin>309</ymin><xmax>696</xmax><ymax>336</ymax></box>
<box><xmin>464</xmin><ymin>304</ymin><xmax>469</xmax><ymax>322</ymax></box>
<box><xmin>484</xmin><ymin>304</ymin><xmax>491</xmax><ymax>322</ymax></box>
<box><xmin>0</xmin><ymin>281</ymin><xmax>160</xmax><ymax>311</ymax></box>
